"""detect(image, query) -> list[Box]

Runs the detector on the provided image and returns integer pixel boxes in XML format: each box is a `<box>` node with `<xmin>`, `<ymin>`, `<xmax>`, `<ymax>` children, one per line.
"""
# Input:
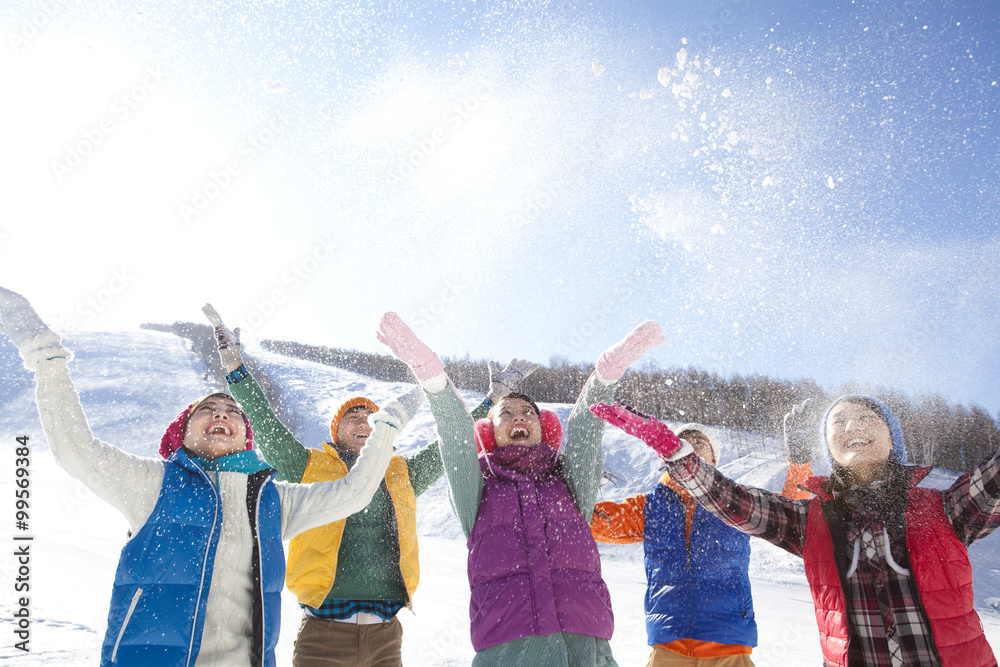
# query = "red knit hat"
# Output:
<box><xmin>474</xmin><ymin>410</ymin><xmax>563</xmax><ymax>455</ymax></box>
<box><xmin>159</xmin><ymin>393</ymin><xmax>254</xmax><ymax>459</ymax></box>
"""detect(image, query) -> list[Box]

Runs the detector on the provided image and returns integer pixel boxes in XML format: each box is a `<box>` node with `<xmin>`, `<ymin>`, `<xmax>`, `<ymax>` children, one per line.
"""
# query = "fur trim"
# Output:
<box><xmin>675</xmin><ymin>422</ymin><xmax>721</xmax><ymax>466</ymax></box>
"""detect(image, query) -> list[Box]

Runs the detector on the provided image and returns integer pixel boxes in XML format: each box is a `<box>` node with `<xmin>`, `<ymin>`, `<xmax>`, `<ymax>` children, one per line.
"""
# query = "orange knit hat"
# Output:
<box><xmin>329</xmin><ymin>396</ymin><xmax>380</xmax><ymax>442</ymax></box>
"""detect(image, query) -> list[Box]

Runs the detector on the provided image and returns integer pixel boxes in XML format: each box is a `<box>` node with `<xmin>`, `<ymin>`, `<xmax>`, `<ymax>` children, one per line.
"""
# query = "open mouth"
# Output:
<box><xmin>509</xmin><ymin>427</ymin><xmax>530</xmax><ymax>440</ymax></box>
<box><xmin>207</xmin><ymin>423</ymin><xmax>233</xmax><ymax>436</ymax></box>
<box><xmin>844</xmin><ymin>438</ymin><xmax>869</xmax><ymax>450</ymax></box>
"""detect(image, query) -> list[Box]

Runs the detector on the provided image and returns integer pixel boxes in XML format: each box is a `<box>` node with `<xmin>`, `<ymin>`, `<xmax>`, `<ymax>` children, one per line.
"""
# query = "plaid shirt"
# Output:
<box><xmin>306</xmin><ymin>598</ymin><xmax>405</xmax><ymax>621</ymax></box>
<box><xmin>668</xmin><ymin>449</ymin><xmax>1000</xmax><ymax>667</ymax></box>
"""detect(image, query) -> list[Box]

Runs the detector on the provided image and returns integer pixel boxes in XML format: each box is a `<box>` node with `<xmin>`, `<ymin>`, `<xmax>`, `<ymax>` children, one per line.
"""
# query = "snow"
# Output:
<box><xmin>3</xmin><ymin>330</ymin><xmax>1000</xmax><ymax>664</ymax></box>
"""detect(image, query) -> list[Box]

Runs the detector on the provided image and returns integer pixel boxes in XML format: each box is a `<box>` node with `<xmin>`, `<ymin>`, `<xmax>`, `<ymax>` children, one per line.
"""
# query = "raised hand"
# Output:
<box><xmin>375</xmin><ymin>312</ymin><xmax>444</xmax><ymax>381</ymax></box>
<box><xmin>589</xmin><ymin>401</ymin><xmax>685</xmax><ymax>459</ymax></box>
<box><xmin>0</xmin><ymin>286</ymin><xmax>52</xmax><ymax>347</ymax></box>
<box><xmin>0</xmin><ymin>287</ymin><xmax>68</xmax><ymax>370</ymax></box>
<box><xmin>783</xmin><ymin>398</ymin><xmax>818</xmax><ymax>464</ymax></box>
<box><xmin>202</xmin><ymin>303</ymin><xmax>244</xmax><ymax>371</ymax></box>
<box><xmin>595</xmin><ymin>321</ymin><xmax>665</xmax><ymax>382</ymax></box>
<box><xmin>488</xmin><ymin>358</ymin><xmax>539</xmax><ymax>402</ymax></box>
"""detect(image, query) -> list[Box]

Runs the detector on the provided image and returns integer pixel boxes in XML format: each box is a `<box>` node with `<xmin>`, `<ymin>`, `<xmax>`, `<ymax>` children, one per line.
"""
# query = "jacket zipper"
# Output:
<box><xmin>111</xmin><ymin>587</ymin><xmax>143</xmax><ymax>663</ymax></box>
<box><xmin>252</xmin><ymin>478</ymin><xmax>266</xmax><ymax>667</ymax></box>
<box><xmin>186</xmin><ymin>468</ymin><xmax>221</xmax><ymax>667</ymax></box>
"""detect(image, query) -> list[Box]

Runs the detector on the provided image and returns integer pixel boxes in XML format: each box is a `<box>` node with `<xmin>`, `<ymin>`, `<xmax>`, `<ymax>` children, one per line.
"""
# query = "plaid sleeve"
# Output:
<box><xmin>667</xmin><ymin>452</ymin><xmax>811</xmax><ymax>557</ymax></box>
<box><xmin>942</xmin><ymin>446</ymin><xmax>1000</xmax><ymax>546</ymax></box>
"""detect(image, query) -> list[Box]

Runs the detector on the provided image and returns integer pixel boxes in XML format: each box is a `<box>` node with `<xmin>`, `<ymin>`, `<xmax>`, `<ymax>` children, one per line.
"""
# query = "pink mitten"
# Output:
<box><xmin>595</xmin><ymin>321</ymin><xmax>665</xmax><ymax>382</ymax></box>
<box><xmin>589</xmin><ymin>402</ymin><xmax>684</xmax><ymax>458</ymax></box>
<box><xmin>376</xmin><ymin>312</ymin><xmax>445</xmax><ymax>382</ymax></box>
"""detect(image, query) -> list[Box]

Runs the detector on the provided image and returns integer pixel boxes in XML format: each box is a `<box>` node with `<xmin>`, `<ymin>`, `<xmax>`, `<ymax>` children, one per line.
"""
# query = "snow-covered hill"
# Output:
<box><xmin>2</xmin><ymin>330</ymin><xmax>1000</xmax><ymax>665</ymax></box>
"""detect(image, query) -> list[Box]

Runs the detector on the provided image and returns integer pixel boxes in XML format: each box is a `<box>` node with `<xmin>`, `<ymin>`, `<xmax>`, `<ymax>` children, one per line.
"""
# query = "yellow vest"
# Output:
<box><xmin>285</xmin><ymin>442</ymin><xmax>420</xmax><ymax>608</ymax></box>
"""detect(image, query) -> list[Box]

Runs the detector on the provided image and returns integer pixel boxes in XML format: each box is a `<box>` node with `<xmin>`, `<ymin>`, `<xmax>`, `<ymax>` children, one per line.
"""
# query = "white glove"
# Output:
<box><xmin>0</xmin><ymin>287</ymin><xmax>70</xmax><ymax>370</ymax></box>
<box><xmin>371</xmin><ymin>385</ymin><xmax>425</xmax><ymax>431</ymax></box>
<box><xmin>202</xmin><ymin>303</ymin><xmax>244</xmax><ymax>371</ymax></box>
<box><xmin>488</xmin><ymin>358</ymin><xmax>539</xmax><ymax>402</ymax></box>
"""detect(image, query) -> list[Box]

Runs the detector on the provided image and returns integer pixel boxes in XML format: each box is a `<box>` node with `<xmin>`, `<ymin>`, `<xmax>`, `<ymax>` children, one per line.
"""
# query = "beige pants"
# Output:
<box><xmin>292</xmin><ymin>613</ymin><xmax>403</xmax><ymax>667</ymax></box>
<box><xmin>646</xmin><ymin>645</ymin><xmax>756</xmax><ymax>667</ymax></box>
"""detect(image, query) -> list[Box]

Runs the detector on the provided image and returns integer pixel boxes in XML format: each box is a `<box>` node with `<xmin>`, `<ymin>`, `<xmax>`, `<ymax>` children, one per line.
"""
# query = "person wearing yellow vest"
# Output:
<box><xmin>203</xmin><ymin>305</ymin><xmax>538</xmax><ymax>667</ymax></box>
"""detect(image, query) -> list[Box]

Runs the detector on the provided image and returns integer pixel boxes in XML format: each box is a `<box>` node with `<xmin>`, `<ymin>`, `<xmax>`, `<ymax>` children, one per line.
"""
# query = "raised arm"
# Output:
<box><xmin>376</xmin><ymin>312</ymin><xmax>483</xmax><ymax>537</ymax></box>
<box><xmin>0</xmin><ymin>288</ymin><xmax>163</xmax><ymax>531</ymax></box>
<box><xmin>279</xmin><ymin>387</ymin><xmax>422</xmax><ymax>539</ymax></box>
<box><xmin>562</xmin><ymin>321</ymin><xmax>664</xmax><ymax>517</ymax></box>
<box><xmin>591</xmin><ymin>494</ymin><xmax>647</xmax><ymax>545</ymax></box>
<box><xmin>780</xmin><ymin>398</ymin><xmax>818</xmax><ymax>500</ymax></box>
<box><xmin>942</xmin><ymin>444</ymin><xmax>1000</xmax><ymax>546</ymax></box>
<box><xmin>591</xmin><ymin>401</ymin><xmax>811</xmax><ymax>557</ymax></box>
<box><xmin>406</xmin><ymin>396</ymin><xmax>492</xmax><ymax>497</ymax></box>
<box><xmin>203</xmin><ymin>304</ymin><xmax>309</xmax><ymax>482</ymax></box>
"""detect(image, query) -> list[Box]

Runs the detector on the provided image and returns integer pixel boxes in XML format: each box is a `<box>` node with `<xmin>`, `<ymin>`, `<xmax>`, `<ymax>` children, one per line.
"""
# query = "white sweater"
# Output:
<box><xmin>33</xmin><ymin>356</ymin><xmax>402</xmax><ymax>666</ymax></box>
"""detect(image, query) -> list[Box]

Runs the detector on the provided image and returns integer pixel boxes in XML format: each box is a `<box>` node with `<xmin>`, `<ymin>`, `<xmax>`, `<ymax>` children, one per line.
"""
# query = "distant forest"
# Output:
<box><xmin>140</xmin><ymin>322</ymin><xmax>1000</xmax><ymax>472</ymax></box>
<box><xmin>259</xmin><ymin>338</ymin><xmax>1000</xmax><ymax>472</ymax></box>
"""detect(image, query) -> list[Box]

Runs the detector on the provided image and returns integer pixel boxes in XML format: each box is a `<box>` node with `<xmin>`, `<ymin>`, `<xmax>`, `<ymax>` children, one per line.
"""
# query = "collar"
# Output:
<box><xmin>799</xmin><ymin>465</ymin><xmax>932</xmax><ymax>502</ymax></box>
<box><xmin>658</xmin><ymin>471</ymin><xmax>692</xmax><ymax>500</ymax></box>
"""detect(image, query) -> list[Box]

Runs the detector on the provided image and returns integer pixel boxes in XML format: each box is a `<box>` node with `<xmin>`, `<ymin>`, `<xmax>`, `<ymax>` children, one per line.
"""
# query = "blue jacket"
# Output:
<box><xmin>100</xmin><ymin>448</ymin><xmax>284</xmax><ymax>667</ymax></box>
<box><xmin>643</xmin><ymin>481</ymin><xmax>757</xmax><ymax>647</ymax></box>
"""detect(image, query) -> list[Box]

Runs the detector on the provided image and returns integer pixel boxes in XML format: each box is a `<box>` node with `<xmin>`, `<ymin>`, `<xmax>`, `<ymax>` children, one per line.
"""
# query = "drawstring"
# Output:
<box><xmin>846</xmin><ymin>538</ymin><xmax>861</xmax><ymax>579</ymax></box>
<box><xmin>845</xmin><ymin>527</ymin><xmax>909</xmax><ymax>579</ymax></box>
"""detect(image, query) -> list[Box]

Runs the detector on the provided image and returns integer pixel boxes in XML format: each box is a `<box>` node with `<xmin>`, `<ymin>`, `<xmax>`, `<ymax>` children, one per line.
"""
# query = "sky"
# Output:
<box><xmin>1</xmin><ymin>0</ymin><xmax>998</xmax><ymax>413</ymax></box>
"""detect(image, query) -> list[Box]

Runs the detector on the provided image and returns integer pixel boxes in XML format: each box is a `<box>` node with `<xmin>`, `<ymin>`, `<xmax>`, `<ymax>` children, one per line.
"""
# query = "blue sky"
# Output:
<box><xmin>1</xmin><ymin>0</ymin><xmax>998</xmax><ymax>413</ymax></box>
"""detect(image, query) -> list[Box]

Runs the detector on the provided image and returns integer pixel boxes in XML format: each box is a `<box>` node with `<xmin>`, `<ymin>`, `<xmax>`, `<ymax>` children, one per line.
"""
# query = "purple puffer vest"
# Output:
<box><xmin>467</xmin><ymin>445</ymin><xmax>614</xmax><ymax>651</ymax></box>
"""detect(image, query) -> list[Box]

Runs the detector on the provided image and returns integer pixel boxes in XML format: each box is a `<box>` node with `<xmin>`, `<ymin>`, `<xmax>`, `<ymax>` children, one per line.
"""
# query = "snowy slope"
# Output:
<box><xmin>2</xmin><ymin>330</ymin><xmax>1000</xmax><ymax>665</ymax></box>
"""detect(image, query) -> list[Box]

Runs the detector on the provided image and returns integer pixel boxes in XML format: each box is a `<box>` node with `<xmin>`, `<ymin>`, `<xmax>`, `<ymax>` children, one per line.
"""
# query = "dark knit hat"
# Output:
<box><xmin>329</xmin><ymin>397</ymin><xmax>380</xmax><ymax>443</ymax></box>
<box><xmin>159</xmin><ymin>392</ymin><xmax>254</xmax><ymax>459</ymax></box>
<box><xmin>821</xmin><ymin>395</ymin><xmax>907</xmax><ymax>466</ymax></box>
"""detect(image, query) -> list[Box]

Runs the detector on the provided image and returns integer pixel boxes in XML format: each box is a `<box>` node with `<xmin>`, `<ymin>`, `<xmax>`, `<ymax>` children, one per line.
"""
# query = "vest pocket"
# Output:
<box><xmin>111</xmin><ymin>587</ymin><xmax>143</xmax><ymax>663</ymax></box>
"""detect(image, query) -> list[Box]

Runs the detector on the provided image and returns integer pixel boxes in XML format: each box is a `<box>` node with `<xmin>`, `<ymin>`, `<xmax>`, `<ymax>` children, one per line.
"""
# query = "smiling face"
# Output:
<box><xmin>825</xmin><ymin>401</ymin><xmax>893</xmax><ymax>483</ymax></box>
<box><xmin>679</xmin><ymin>429</ymin><xmax>716</xmax><ymax>466</ymax></box>
<box><xmin>491</xmin><ymin>397</ymin><xmax>543</xmax><ymax>448</ymax></box>
<box><xmin>336</xmin><ymin>406</ymin><xmax>374</xmax><ymax>456</ymax></box>
<box><xmin>182</xmin><ymin>395</ymin><xmax>248</xmax><ymax>461</ymax></box>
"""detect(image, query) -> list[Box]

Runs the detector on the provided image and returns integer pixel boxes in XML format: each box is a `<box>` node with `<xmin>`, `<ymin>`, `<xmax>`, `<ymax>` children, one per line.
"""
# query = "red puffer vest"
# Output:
<box><xmin>800</xmin><ymin>469</ymin><xmax>995</xmax><ymax>667</ymax></box>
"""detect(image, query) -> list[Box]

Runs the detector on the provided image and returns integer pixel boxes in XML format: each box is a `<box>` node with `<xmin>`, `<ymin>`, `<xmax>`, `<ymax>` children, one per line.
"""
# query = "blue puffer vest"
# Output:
<box><xmin>99</xmin><ymin>448</ymin><xmax>284</xmax><ymax>667</ymax></box>
<box><xmin>643</xmin><ymin>481</ymin><xmax>757</xmax><ymax>647</ymax></box>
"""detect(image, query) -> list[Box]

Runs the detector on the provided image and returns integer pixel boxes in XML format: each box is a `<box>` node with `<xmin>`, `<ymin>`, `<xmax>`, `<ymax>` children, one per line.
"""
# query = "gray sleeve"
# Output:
<box><xmin>425</xmin><ymin>382</ymin><xmax>483</xmax><ymax>538</ymax></box>
<box><xmin>560</xmin><ymin>373</ymin><xmax>617</xmax><ymax>517</ymax></box>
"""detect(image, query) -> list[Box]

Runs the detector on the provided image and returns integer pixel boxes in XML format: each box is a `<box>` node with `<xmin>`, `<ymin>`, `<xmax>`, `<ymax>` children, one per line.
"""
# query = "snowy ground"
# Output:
<box><xmin>3</xmin><ymin>330</ymin><xmax>1000</xmax><ymax>665</ymax></box>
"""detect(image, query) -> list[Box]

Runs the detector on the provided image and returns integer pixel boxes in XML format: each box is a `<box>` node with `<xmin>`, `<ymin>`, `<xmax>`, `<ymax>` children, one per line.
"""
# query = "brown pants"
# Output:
<box><xmin>646</xmin><ymin>646</ymin><xmax>756</xmax><ymax>667</ymax></box>
<box><xmin>292</xmin><ymin>614</ymin><xmax>403</xmax><ymax>667</ymax></box>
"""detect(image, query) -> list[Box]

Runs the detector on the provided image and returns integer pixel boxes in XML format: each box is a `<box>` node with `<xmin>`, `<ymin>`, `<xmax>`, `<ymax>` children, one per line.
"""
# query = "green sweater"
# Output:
<box><xmin>229</xmin><ymin>371</ymin><xmax>490</xmax><ymax>604</ymax></box>
<box><xmin>426</xmin><ymin>373</ymin><xmax>620</xmax><ymax>666</ymax></box>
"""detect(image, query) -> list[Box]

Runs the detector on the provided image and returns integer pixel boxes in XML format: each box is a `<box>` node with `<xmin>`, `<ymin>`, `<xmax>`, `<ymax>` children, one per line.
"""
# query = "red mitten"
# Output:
<box><xmin>589</xmin><ymin>402</ymin><xmax>684</xmax><ymax>458</ymax></box>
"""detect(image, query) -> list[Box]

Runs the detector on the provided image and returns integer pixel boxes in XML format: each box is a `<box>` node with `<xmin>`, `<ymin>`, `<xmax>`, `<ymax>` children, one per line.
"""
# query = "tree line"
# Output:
<box><xmin>259</xmin><ymin>338</ymin><xmax>1000</xmax><ymax>472</ymax></box>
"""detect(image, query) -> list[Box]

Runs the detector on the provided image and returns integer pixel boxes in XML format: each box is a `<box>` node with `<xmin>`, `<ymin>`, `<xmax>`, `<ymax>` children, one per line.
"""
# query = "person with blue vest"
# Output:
<box><xmin>589</xmin><ymin>397</ymin><xmax>1000</xmax><ymax>667</ymax></box>
<box><xmin>0</xmin><ymin>287</ymin><xmax>422</xmax><ymax>667</ymax></box>
<box><xmin>590</xmin><ymin>423</ymin><xmax>758</xmax><ymax>667</ymax></box>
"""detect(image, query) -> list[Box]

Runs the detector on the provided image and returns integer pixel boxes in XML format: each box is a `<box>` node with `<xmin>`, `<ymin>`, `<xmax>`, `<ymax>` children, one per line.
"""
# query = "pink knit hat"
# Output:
<box><xmin>159</xmin><ymin>393</ymin><xmax>254</xmax><ymax>459</ymax></box>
